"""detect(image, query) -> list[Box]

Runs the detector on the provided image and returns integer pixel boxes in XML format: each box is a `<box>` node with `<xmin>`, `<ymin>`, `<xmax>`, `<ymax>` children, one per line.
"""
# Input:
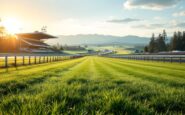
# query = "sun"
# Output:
<box><xmin>1</xmin><ymin>18</ymin><xmax>22</xmax><ymax>34</ymax></box>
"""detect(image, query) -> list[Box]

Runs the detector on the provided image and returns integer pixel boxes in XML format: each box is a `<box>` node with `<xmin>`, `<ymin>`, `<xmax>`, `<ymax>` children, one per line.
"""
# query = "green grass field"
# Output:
<box><xmin>63</xmin><ymin>50</ymin><xmax>88</xmax><ymax>55</ymax></box>
<box><xmin>0</xmin><ymin>56</ymin><xmax>185</xmax><ymax>114</ymax></box>
<box><xmin>88</xmin><ymin>45</ymin><xmax>132</xmax><ymax>54</ymax></box>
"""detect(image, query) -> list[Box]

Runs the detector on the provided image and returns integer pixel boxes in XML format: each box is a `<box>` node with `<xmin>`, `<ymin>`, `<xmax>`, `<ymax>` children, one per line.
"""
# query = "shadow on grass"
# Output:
<box><xmin>0</xmin><ymin>76</ymin><xmax>47</xmax><ymax>97</ymax></box>
<box><xmin>67</xmin><ymin>78</ymin><xmax>89</xmax><ymax>85</ymax></box>
<box><xmin>0</xmin><ymin>61</ymin><xmax>83</xmax><ymax>99</ymax></box>
<box><xmin>1</xmin><ymin>76</ymin><xmax>184</xmax><ymax>114</ymax></box>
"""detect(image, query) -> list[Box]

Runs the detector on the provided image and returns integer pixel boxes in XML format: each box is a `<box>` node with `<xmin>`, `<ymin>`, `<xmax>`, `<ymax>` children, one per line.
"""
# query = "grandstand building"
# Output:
<box><xmin>16</xmin><ymin>32</ymin><xmax>57</xmax><ymax>53</ymax></box>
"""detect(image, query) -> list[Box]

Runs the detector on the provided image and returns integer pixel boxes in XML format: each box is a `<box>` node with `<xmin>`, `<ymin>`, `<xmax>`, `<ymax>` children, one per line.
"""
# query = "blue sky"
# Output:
<box><xmin>0</xmin><ymin>0</ymin><xmax>185</xmax><ymax>36</ymax></box>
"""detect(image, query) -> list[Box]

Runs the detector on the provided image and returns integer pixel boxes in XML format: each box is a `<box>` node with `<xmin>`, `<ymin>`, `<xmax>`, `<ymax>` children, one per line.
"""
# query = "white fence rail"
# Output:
<box><xmin>0</xmin><ymin>54</ymin><xmax>83</xmax><ymax>68</ymax></box>
<box><xmin>106</xmin><ymin>55</ymin><xmax>185</xmax><ymax>63</ymax></box>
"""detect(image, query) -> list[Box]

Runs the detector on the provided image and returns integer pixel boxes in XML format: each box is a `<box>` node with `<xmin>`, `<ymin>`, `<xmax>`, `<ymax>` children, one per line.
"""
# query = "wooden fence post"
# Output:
<box><xmin>39</xmin><ymin>56</ymin><xmax>41</xmax><ymax>64</ymax></box>
<box><xmin>41</xmin><ymin>56</ymin><xmax>42</xmax><ymax>63</ymax></box>
<box><xmin>23</xmin><ymin>56</ymin><xmax>25</xmax><ymax>65</ymax></box>
<box><xmin>43</xmin><ymin>56</ymin><xmax>45</xmax><ymax>63</ymax></box>
<box><xmin>163</xmin><ymin>57</ymin><xmax>165</xmax><ymax>63</ymax></box>
<box><xmin>5</xmin><ymin>56</ymin><xmax>8</xmax><ymax>68</ymax></box>
<box><xmin>14</xmin><ymin>56</ymin><xmax>17</xmax><ymax>67</ymax></box>
<box><xmin>29</xmin><ymin>56</ymin><xmax>31</xmax><ymax>65</ymax></box>
<box><xmin>35</xmin><ymin>56</ymin><xmax>37</xmax><ymax>64</ymax></box>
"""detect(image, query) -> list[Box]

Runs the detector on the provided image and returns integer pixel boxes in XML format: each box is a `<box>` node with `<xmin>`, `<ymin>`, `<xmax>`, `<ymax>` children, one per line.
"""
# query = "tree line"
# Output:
<box><xmin>145</xmin><ymin>30</ymin><xmax>185</xmax><ymax>53</ymax></box>
<box><xmin>0</xmin><ymin>25</ymin><xmax>19</xmax><ymax>52</ymax></box>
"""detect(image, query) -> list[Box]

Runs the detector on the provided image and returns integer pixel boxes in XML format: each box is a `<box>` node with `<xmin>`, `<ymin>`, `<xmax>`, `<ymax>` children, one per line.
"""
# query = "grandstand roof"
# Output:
<box><xmin>16</xmin><ymin>32</ymin><xmax>57</xmax><ymax>40</ymax></box>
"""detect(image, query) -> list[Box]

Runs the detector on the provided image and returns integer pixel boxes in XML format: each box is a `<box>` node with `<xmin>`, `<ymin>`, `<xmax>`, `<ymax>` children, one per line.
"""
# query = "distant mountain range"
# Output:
<box><xmin>46</xmin><ymin>34</ymin><xmax>150</xmax><ymax>45</ymax></box>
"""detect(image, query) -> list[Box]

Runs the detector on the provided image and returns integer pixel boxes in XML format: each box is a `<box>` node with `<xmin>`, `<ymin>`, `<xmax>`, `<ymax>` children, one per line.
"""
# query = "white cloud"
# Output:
<box><xmin>48</xmin><ymin>18</ymin><xmax>185</xmax><ymax>37</ymax></box>
<box><xmin>176</xmin><ymin>22</ymin><xmax>185</xmax><ymax>27</ymax></box>
<box><xmin>132</xmin><ymin>19</ymin><xmax>185</xmax><ymax>31</ymax></box>
<box><xmin>154</xmin><ymin>17</ymin><xmax>163</xmax><ymax>20</ymax></box>
<box><xmin>124</xmin><ymin>0</ymin><xmax>181</xmax><ymax>10</ymax></box>
<box><xmin>173</xmin><ymin>11</ymin><xmax>185</xmax><ymax>17</ymax></box>
<box><xmin>169</xmin><ymin>20</ymin><xmax>185</xmax><ymax>28</ymax></box>
<box><xmin>107</xmin><ymin>18</ymin><xmax>142</xmax><ymax>23</ymax></box>
<box><xmin>48</xmin><ymin>18</ymin><xmax>151</xmax><ymax>36</ymax></box>
<box><xmin>132</xmin><ymin>23</ymin><xmax>166</xmax><ymax>29</ymax></box>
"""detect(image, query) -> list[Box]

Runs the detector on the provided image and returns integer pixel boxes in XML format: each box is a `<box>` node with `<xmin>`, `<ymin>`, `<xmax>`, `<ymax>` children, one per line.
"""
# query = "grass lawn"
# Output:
<box><xmin>89</xmin><ymin>45</ymin><xmax>131</xmax><ymax>54</ymax></box>
<box><xmin>0</xmin><ymin>56</ymin><xmax>185</xmax><ymax>114</ymax></box>
<box><xmin>63</xmin><ymin>50</ymin><xmax>88</xmax><ymax>55</ymax></box>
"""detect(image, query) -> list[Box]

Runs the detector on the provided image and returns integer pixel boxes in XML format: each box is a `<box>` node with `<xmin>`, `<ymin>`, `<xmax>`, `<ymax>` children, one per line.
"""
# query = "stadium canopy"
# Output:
<box><xmin>16</xmin><ymin>32</ymin><xmax>57</xmax><ymax>40</ymax></box>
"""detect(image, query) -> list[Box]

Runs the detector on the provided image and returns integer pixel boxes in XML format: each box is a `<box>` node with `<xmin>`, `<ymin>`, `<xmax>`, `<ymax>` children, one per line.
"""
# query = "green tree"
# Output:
<box><xmin>177</xmin><ymin>31</ymin><xmax>183</xmax><ymax>50</ymax></box>
<box><xmin>162</xmin><ymin>29</ymin><xmax>167</xmax><ymax>41</ymax></box>
<box><xmin>157</xmin><ymin>34</ymin><xmax>166</xmax><ymax>52</ymax></box>
<box><xmin>170</xmin><ymin>32</ymin><xmax>178</xmax><ymax>51</ymax></box>
<box><xmin>182</xmin><ymin>31</ymin><xmax>185</xmax><ymax>51</ymax></box>
<box><xmin>144</xmin><ymin>46</ymin><xmax>148</xmax><ymax>52</ymax></box>
<box><xmin>148</xmin><ymin>33</ymin><xmax>156</xmax><ymax>53</ymax></box>
<box><xmin>51</xmin><ymin>43</ymin><xmax>63</xmax><ymax>52</ymax></box>
<box><xmin>0</xmin><ymin>26</ymin><xmax>6</xmax><ymax>39</ymax></box>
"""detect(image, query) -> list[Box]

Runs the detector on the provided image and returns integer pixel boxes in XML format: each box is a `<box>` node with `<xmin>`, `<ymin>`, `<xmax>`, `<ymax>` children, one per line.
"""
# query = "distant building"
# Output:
<box><xmin>62</xmin><ymin>45</ymin><xmax>86</xmax><ymax>50</ymax></box>
<box><xmin>16</xmin><ymin>32</ymin><xmax>57</xmax><ymax>53</ymax></box>
<box><xmin>88</xmin><ymin>50</ymin><xmax>95</xmax><ymax>54</ymax></box>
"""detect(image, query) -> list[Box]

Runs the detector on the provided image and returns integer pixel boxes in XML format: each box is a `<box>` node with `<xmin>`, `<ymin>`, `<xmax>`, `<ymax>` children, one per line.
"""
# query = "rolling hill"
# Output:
<box><xmin>46</xmin><ymin>34</ymin><xmax>150</xmax><ymax>45</ymax></box>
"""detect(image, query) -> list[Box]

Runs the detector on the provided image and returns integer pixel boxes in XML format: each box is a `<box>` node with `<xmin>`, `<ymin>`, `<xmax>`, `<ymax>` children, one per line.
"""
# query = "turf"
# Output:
<box><xmin>0</xmin><ymin>56</ymin><xmax>184</xmax><ymax>114</ymax></box>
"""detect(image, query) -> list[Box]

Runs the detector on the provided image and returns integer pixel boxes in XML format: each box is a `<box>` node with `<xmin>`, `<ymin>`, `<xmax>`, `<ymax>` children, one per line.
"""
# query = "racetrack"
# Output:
<box><xmin>0</xmin><ymin>56</ymin><xmax>185</xmax><ymax>114</ymax></box>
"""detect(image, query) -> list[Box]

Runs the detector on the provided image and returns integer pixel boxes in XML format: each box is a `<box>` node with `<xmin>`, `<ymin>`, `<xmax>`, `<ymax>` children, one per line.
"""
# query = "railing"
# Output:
<box><xmin>106</xmin><ymin>55</ymin><xmax>185</xmax><ymax>63</ymax></box>
<box><xmin>0</xmin><ymin>55</ymin><xmax>83</xmax><ymax>68</ymax></box>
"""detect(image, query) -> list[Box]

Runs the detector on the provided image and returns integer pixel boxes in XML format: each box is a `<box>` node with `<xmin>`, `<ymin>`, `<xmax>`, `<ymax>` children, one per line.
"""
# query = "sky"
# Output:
<box><xmin>0</xmin><ymin>0</ymin><xmax>185</xmax><ymax>37</ymax></box>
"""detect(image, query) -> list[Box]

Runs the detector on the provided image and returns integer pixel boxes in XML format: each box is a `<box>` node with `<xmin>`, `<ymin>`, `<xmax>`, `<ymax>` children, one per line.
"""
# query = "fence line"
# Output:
<box><xmin>0</xmin><ymin>55</ymin><xmax>83</xmax><ymax>68</ymax></box>
<box><xmin>106</xmin><ymin>55</ymin><xmax>185</xmax><ymax>63</ymax></box>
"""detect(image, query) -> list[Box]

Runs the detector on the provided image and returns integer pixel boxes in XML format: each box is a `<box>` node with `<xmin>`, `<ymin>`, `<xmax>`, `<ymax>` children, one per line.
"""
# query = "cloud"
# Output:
<box><xmin>173</xmin><ymin>11</ymin><xmax>185</xmax><ymax>17</ymax></box>
<box><xmin>168</xmin><ymin>20</ymin><xmax>185</xmax><ymax>28</ymax></box>
<box><xmin>124</xmin><ymin>0</ymin><xmax>181</xmax><ymax>10</ymax></box>
<box><xmin>132</xmin><ymin>21</ymin><xmax>185</xmax><ymax>30</ymax></box>
<box><xmin>132</xmin><ymin>23</ymin><xmax>166</xmax><ymax>29</ymax></box>
<box><xmin>154</xmin><ymin>16</ymin><xmax>163</xmax><ymax>20</ymax></box>
<box><xmin>107</xmin><ymin>18</ymin><xmax>142</xmax><ymax>23</ymax></box>
<box><xmin>176</xmin><ymin>22</ymin><xmax>185</xmax><ymax>28</ymax></box>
